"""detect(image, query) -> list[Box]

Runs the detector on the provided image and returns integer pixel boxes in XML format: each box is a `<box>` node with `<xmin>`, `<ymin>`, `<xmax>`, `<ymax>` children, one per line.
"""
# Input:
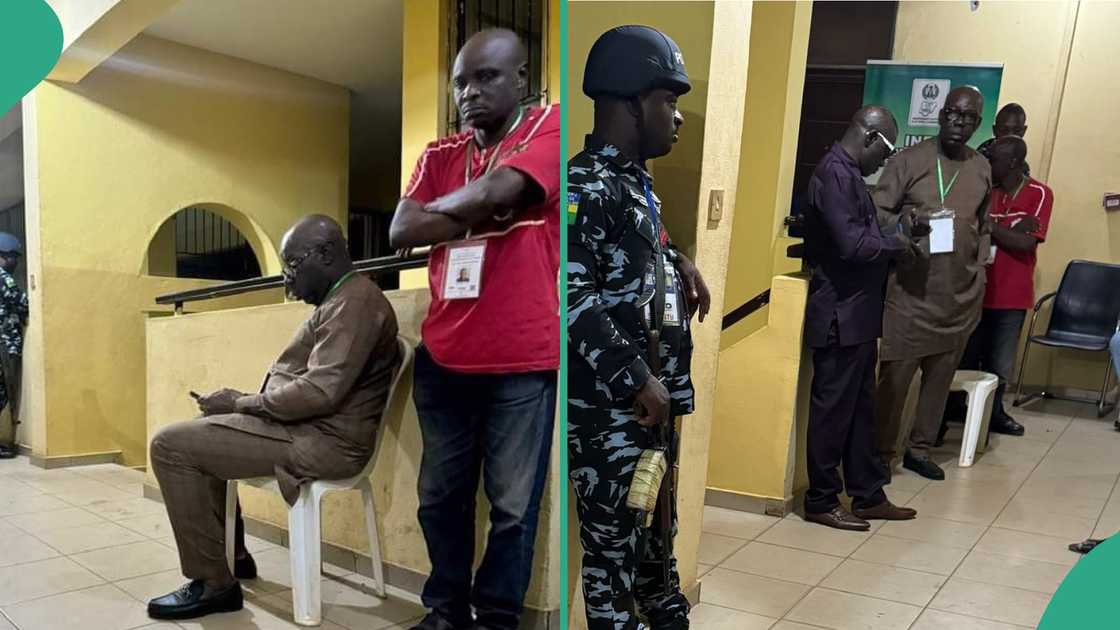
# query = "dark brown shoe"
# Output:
<box><xmin>853</xmin><ymin>501</ymin><xmax>917</xmax><ymax>521</ymax></box>
<box><xmin>804</xmin><ymin>506</ymin><xmax>870</xmax><ymax>531</ymax></box>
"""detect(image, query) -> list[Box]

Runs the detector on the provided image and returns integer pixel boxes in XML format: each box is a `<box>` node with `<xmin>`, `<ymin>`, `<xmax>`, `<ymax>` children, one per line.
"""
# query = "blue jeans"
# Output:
<box><xmin>413</xmin><ymin>345</ymin><xmax>557</xmax><ymax>630</ymax></box>
<box><xmin>959</xmin><ymin>308</ymin><xmax>1027</xmax><ymax>419</ymax></box>
<box><xmin>1111</xmin><ymin>332</ymin><xmax>1120</xmax><ymax>380</ymax></box>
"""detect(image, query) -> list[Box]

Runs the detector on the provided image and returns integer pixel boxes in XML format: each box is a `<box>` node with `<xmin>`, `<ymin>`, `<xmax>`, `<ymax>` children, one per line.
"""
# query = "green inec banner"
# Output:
<box><xmin>863</xmin><ymin>61</ymin><xmax>1003</xmax><ymax>149</ymax></box>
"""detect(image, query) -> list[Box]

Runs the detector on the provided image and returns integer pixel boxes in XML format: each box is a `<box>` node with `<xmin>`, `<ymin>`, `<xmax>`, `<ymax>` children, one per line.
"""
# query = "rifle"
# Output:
<box><xmin>638</xmin><ymin>237</ymin><xmax>676</xmax><ymax>597</ymax></box>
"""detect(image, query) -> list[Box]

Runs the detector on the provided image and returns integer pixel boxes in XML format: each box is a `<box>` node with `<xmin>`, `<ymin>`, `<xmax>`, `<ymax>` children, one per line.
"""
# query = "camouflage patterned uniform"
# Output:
<box><xmin>568</xmin><ymin>137</ymin><xmax>694</xmax><ymax>630</ymax></box>
<box><xmin>0</xmin><ymin>267</ymin><xmax>27</xmax><ymax>443</ymax></box>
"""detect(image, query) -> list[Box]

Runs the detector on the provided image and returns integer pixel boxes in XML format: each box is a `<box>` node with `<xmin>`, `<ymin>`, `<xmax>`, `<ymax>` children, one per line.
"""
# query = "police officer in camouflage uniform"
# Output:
<box><xmin>568</xmin><ymin>25</ymin><xmax>711</xmax><ymax>630</ymax></box>
<box><xmin>0</xmin><ymin>233</ymin><xmax>28</xmax><ymax>459</ymax></box>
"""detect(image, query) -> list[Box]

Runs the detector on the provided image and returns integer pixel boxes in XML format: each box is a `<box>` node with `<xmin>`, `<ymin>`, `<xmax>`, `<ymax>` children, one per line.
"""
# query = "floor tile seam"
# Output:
<box><xmin>804</xmin><ymin>576</ymin><xmax>942</xmax><ymax>609</ymax></box>
<box><xmin>946</xmin><ymin>420</ymin><xmax>1073</xmax><ymax>600</ymax></box>
<box><xmin>988</xmin><ymin>420</ymin><xmax>1065</xmax><ymax>529</ymax></box>
<box><xmin>830</xmin><ymin>550</ymin><xmax>958</xmax><ymax>580</ymax></box>
<box><xmin>699</xmin><ymin>526</ymin><xmax>763</xmax><ymax>542</ymax></box>
<box><xmin>28</xmin><ymin>531</ymin><xmax>154</xmax><ymax>558</ymax></box>
<box><xmin>0</xmin><ymin>578</ymin><xmax>112</xmax><ymax>609</ymax></box>
<box><xmin>924</xmin><ymin>600</ymin><xmax>1045</xmax><ymax>628</ymax></box>
<box><xmin>1088</xmin><ymin>461</ymin><xmax>1120</xmax><ymax>535</ymax></box>
<box><xmin>69</xmin><ymin>555</ymin><xmax>181</xmax><ymax>585</ymax></box>
<box><xmin>872</xmin><ymin>531</ymin><xmax>981</xmax><ymax>552</ymax></box>
<box><xmin>774</xmin><ymin>616</ymin><xmax>831</xmax><ymax>630</ymax></box>
<box><xmin>744</xmin><ymin>537</ymin><xmax>853</xmax><ymax>560</ymax></box>
<box><xmin>786</xmin><ymin>585</ymin><xmax>928</xmax><ymax>613</ymax></box>
<box><xmin>702</xmin><ymin>537</ymin><xmax>751</xmax><ymax>566</ymax></box>
<box><xmin>952</xmin><ymin>546</ymin><xmax>1080</xmax><ymax>572</ymax></box>
<box><xmin>0</xmin><ymin>608</ymin><xmax>17</xmax><ymax>630</ymax></box>
<box><xmin>710</xmin><ymin>561</ymin><xmax>835</xmax><ymax>588</ymax></box>
<box><xmin>982</xmin><ymin>519</ymin><xmax>1098</xmax><ymax>541</ymax></box>
<box><xmin>934</xmin><ymin>574</ymin><xmax>1055</xmax><ymax>600</ymax></box>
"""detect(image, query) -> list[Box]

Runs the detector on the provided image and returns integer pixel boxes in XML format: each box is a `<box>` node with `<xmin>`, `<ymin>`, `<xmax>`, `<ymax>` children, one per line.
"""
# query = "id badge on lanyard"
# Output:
<box><xmin>640</xmin><ymin>173</ymin><xmax>680</xmax><ymax>327</ymax></box>
<box><xmin>930</xmin><ymin>158</ymin><xmax>961</xmax><ymax>255</ymax></box>
<box><xmin>444</xmin><ymin>241</ymin><xmax>485</xmax><ymax>300</ymax></box>
<box><xmin>663</xmin><ymin>267</ymin><xmax>681</xmax><ymax>327</ymax></box>
<box><xmin>443</xmin><ymin>114</ymin><xmax>520</xmax><ymax>301</ymax></box>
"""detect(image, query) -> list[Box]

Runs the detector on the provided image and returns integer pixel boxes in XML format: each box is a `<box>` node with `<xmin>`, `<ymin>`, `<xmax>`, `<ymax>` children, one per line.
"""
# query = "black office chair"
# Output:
<box><xmin>1013</xmin><ymin>260</ymin><xmax>1120</xmax><ymax>417</ymax></box>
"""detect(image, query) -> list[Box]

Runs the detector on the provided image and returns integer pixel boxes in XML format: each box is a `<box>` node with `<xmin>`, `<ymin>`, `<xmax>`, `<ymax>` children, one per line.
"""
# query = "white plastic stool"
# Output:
<box><xmin>224</xmin><ymin>337</ymin><xmax>414</xmax><ymax>626</ymax></box>
<box><xmin>950</xmin><ymin>370</ymin><xmax>999</xmax><ymax>467</ymax></box>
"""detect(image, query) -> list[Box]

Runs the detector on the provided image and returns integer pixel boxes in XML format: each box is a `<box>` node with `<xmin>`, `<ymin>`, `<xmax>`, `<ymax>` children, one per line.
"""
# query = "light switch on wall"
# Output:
<box><xmin>708</xmin><ymin>189</ymin><xmax>724</xmax><ymax>223</ymax></box>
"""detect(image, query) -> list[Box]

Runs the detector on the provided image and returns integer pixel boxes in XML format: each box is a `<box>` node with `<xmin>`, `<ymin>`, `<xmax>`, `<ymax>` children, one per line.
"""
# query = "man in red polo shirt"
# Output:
<box><xmin>388</xmin><ymin>28</ymin><xmax>558</xmax><ymax>630</ymax></box>
<box><xmin>945</xmin><ymin>136</ymin><xmax>1052</xmax><ymax>439</ymax></box>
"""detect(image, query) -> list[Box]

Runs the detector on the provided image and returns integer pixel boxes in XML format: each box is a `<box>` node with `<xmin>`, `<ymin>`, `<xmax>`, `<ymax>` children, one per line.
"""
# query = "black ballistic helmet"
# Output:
<box><xmin>583</xmin><ymin>25</ymin><xmax>692</xmax><ymax>100</ymax></box>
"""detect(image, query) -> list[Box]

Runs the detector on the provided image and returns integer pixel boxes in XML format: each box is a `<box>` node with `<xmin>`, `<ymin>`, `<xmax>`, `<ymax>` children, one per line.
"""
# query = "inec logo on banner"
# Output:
<box><xmin>908</xmin><ymin>78</ymin><xmax>950</xmax><ymax>127</ymax></box>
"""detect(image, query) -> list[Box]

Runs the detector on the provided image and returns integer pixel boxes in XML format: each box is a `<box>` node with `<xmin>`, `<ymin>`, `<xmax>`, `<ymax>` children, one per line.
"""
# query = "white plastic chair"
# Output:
<box><xmin>224</xmin><ymin>336</ymin><xmax>415</xmax><ymax>626</ymax></box>
<box><xmin>950</xmin><ymin>370</ymin><xmax>999</xmax><ymax>467</ymax></box>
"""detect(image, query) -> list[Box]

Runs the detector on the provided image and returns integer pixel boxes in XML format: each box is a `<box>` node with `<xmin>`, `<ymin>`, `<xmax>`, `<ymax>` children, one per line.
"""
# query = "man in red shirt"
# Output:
<box><xmin>388</xmin><ymin>28</ymin><xmax>558</xmax><ymax>630</ymax></box>
<box><xmin>946</xmin><ymin>136</ymin><xmax>1052</xmax><ymax>438</ymax></box>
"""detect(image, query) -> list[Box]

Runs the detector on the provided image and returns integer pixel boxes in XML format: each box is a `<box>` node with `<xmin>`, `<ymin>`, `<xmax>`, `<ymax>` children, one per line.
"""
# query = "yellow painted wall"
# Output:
<box><xmin>708</xmin><ymin>274</ymin><xmax>810</xmax><ymax>499</ymax></box>
<box><xmin>720</xmin><ymin>0</ymin><xmax>812</xmax><ymax>350</ymax></box>
<box><xmin>145</xmin><ymin>288</ymin><xmax>561</xmax><ymax>612</ymax></box>
<box><xmin>1028</xmin><ymin>0</ymin><xmax>1120</xmax><ymax>393</ymax></box>
<box><xmin>27</xmin><ymin>34</ymin><xmax>349</xmax><ymax>466</ymax></box>
<box><xmin>894</xmin><ymin>1</ymin><xmax>1120</xmax><ymax>393</ymax></box>
<box><xmin>567</xmin><ymin>2</ymin><xmax>753</xmax><ymax>625</ymax></box>
<box><xmin>705</xmin><ymin>0</ymin><xmax>813</xmax><ymax>511</ymax></box>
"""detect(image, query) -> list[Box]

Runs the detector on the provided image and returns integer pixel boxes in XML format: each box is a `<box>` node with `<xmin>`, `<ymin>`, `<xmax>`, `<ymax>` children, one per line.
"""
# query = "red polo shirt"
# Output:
<box><xmin>985</xmin><ymin>177</ymin><xmax>1054</xmax><ymax>310</ymax></box>
<box><xmin>403</xmin><ymin>104</ymin><xmax>560</xmax><ymax>373</ymax></box>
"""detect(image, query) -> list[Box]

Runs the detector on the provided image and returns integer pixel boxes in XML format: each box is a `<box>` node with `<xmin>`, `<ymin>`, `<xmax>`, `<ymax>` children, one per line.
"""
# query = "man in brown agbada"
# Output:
<box><xmin>146</xmin><ymin>215</ymin><xmax>400</xmax><ymax>621</ymax></box>
<box><xmin>873</xmin><ymin>86</ymin><xmax>992</xmax><ymax>482</ymax></box>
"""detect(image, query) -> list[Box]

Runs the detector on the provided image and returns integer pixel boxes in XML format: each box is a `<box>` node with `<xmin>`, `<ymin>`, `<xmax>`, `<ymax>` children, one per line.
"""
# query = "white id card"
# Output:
<box><xmin>929</xmin><ymin>209</ymin><xmax>955</xmax><ymax>254</ymax></box>
<box><xmin>664</xmin><ymin>285</ymin><xmax>681</xmax><ymax>326</ymax></box>
<box><xmin>444</xmin><ymin>241</ymin><xmax>485</xmax><ymax>299</ymax></box>
<box><xmin>989</xmin><ymin>245</ymin><xmax>997</xmax><ymax>265</ymax></box>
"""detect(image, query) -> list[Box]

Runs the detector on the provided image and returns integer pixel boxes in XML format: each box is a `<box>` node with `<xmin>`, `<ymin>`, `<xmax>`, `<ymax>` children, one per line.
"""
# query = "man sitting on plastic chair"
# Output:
<box><xmin>1068</xmin><ymin>330</ymin><xmax>1120</xmax><ymax>555</ymax></box>
<box><xmin>147</xmin><ymin>215</ymin><xmax>400</xmax><ymax>621</ymax></box>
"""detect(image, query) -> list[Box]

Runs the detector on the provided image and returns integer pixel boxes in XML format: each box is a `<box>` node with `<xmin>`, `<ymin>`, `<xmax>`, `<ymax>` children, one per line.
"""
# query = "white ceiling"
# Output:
<box><xmin>144</xmin><ymin>0</ymin><xmax>401</xmax><ymax>92</ymax></box>
<box><xmin>144</xmin><ymin>0</ymin><xmax>404</xmax><ymax>209</ymax></box>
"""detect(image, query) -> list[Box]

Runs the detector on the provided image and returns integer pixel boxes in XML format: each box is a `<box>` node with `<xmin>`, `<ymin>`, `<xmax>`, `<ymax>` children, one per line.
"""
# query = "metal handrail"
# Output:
<box><xmin>154</xmin><ymin>252</ymin><xmax>429</xmax><ymax>313</ymax></box>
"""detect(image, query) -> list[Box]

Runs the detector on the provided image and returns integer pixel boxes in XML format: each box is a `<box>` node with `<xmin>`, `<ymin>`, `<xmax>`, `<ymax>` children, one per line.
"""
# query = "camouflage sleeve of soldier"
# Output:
<box><xmin>0</xmin><ymin>272</ymin><xmax>25</xmax><ymax>321</ymax></box>
<box><xmin>568</xmin><ymin>175</ymin><xmax>653</xmax><ymax>401</ymax></box>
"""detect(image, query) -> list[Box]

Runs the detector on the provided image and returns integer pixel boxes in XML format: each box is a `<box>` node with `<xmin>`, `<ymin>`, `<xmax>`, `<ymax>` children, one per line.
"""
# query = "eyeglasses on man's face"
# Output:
<box><xmin>282</xmin><ymin>248</ymin><xmax>317</xmax><ymax>276</ymax></box>
<box><xmin>872</xmin><ymin>129</ymin><xmax>899</xmax><ymax>159</ymax></box>
<box><xmin>942</xmin><ymin>107</ymin><xmax>980</xmax><ymax>127</ymax></box>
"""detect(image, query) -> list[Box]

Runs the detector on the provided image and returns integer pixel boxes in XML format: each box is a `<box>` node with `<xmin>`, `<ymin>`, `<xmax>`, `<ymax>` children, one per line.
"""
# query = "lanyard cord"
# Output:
<box><xmin>464</xmin><ymin>106</ymin><xmax>524</xmax><ymax>185</ymax></box>
<box><xmin>936</xmin><ymin>157</ymin><xmax>961</xmax><ymax>206</ymax></box>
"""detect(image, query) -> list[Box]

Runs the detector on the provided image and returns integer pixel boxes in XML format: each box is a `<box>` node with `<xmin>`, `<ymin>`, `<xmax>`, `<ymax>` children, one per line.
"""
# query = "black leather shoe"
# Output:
<box><xmin>903</xmin><ymin>452</ymin><xmax>945</xmax><ymax>480</ymax></box>
<box><xmin>410</xmin><ymin>613</ymin><xmax>471</xmax><ymax>630</ymax></box>
<box><xmin>0</xmin><ymin>444</ymin><xmax>16</xmax><ymax>459</ymax></box>
<box><xmin>990</xmin><ymin>414</ymin><xmax>1025</xmax><ymax>436</ymax></box>
<box><xmin>147</xmin><ymin>580</ymin><xmax>242</xmax><ymax>620</ymax></box>
<box><xmin>234</xmin><ymin>552</ymin><xmax>257</xmax><ymax>580</ymax></box>
<box><xmin>804</xmin><ymin>506</ymin><xmax>870</xmax><ymax>531</ymax></box>
<box><xmin>853</xmin><ymin>501</ymin><xmax>917</xmax><ymax>521</ymax></box>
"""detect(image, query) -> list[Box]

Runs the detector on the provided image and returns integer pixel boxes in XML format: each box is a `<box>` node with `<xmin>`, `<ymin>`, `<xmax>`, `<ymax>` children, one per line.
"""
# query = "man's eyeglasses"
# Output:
<box><xmin>943</xmin><ymin>108</ymin><xmax>980</xmax><ymax>126</ymax></box>
<box><xmin>872</xmin><ymin>129</ymin><xmax>899</xmax><ymax>159</ymax></box>
<box><xmin>282</xmin><ymin>247</ymin><xmax>318</xmax><ymax>275</ymax></box>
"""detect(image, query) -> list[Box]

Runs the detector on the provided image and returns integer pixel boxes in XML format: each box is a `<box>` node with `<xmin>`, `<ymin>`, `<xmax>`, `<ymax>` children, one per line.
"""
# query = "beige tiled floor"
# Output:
<box><xmin>0</xmin><ymin>459</ymin><xmax>425</xmax><ymax>630</ymax></box>
<box><xmin>695</xmin><ymin>398</ymin><xmax>1120</xmax><ymax>629</ymax></box>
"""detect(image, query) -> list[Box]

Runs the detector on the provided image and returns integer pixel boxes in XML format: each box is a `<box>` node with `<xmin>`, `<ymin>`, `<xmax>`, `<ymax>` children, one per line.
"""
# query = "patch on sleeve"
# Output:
<box><xmin>567</xmin><ymin>191</ymin><xmax>580</xmax><ymax>225</ymax></box>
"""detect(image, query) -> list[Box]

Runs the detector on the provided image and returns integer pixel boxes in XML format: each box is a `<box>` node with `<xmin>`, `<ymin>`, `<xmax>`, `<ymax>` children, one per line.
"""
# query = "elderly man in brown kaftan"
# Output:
<box><xmin>873</xmin><ymin>86</ymin><xmax>992</xmax><ymax>482</ymax></box>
